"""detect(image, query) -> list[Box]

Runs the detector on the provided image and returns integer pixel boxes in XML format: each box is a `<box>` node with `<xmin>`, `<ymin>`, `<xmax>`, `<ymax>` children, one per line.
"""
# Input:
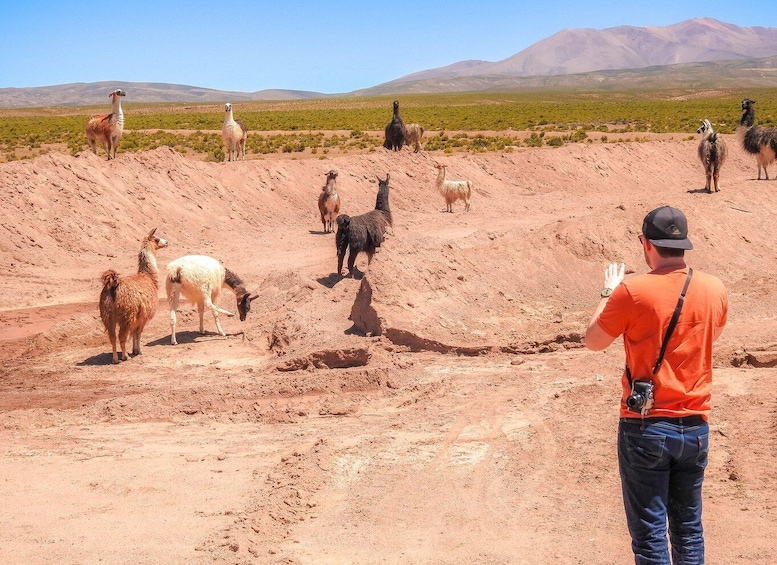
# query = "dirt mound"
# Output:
<box><xmin>1</xmin><ymin>139</ymin><xmax>776</xmax><ymax>564</ymax></box>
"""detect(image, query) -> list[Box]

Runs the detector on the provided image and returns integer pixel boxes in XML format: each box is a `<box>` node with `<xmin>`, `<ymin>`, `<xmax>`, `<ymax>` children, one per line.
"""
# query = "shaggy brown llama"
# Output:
<box><xmin>99</xmin><ymin>228</ymin><xmax>168</xmax><ymax>363</ymax></box>
<box><xmin>336</xmin><ymin>174</ymin><xmax>392</xmax><ymax>277</ymax></box>
<box><xmin>696</xmin><ymin>119</ymin><xmax>727</xmax><ymax>193</ymax></box>
<box><xmin>318</xmin><ymin>170</ymin><xmax>341</xmax><ymax>233</ymax></box>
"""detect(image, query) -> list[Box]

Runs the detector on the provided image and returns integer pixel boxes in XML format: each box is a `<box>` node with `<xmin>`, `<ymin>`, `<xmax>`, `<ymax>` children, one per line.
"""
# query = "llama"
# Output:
<box><xmin>165</xmin><ymin>255</ymin><xmax>259</xmax><ymax>345</ymax></box>
<box><xmin>738</xmin><ymin>98</ymin><xmax>777</xmax><ymax>180</ymax></box>
<box><xmin>222</xmin><ymin>103</ymin><xmax>248</xmax><ymax>162</ymax></box>
<box><xmin>434</xmin><ymin>164</ymin><xmax>472</xmax><ymax>212</ymax></box>
<box><xmin>383</xmin><ymin>100</ymin><xmax>406</xmax><ymax>151</ymax></box>
<box><xmin>99</xmin><ymin>227</ymin><xmax>168</xmax><ymax>363</ymax></box>
<box><xmin>404</xmin><ymin>123</ymin><xmax>425</xmax><ymax>153</ymax></box>
<box><xmin>318</xmin><ymin>170</ymin><xmax>341</xmax><ymax>233</ymax></box>
<box><xmin>85</xmin><ymin>89</ymin><xmax>126</xmax><ymax>160</ymax></box>
<box><xmin>696</xmin><ymin>119</ymin><xmax>728</xmax><ymax>193</ymax></box>
<box><xmin>336</xmin><ymin>174</ymin><xmax>392</xmax><ymax>277</ymax></box>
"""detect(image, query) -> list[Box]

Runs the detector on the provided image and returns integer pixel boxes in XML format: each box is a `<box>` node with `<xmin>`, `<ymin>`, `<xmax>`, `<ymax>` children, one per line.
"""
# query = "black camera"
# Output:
<box><xmin>626</xmin><ymin>380</ymin><xmax>654</xmax><ymax>414</ymax></box>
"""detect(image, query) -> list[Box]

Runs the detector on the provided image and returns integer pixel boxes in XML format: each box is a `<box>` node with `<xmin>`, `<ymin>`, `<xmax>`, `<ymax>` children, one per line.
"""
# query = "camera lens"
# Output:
<box><xmin>626</xmin><ymin>394</ymin><xmax>643</xmax><ymax>409</ymax></box>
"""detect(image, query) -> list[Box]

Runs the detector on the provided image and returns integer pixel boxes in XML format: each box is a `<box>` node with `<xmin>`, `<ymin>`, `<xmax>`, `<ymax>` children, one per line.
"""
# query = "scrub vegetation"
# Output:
<box><xmin>1</xmin><ymin>89</ymin><xmax>775</xmax><ymax>162</ymax></box>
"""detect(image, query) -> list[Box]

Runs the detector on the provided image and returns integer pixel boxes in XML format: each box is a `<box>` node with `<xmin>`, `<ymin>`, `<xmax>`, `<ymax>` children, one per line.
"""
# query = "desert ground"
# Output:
<box><xmin>1</xmin><ymin>135</ymin><xmax>776</xmax><ymax>565</ymax></box>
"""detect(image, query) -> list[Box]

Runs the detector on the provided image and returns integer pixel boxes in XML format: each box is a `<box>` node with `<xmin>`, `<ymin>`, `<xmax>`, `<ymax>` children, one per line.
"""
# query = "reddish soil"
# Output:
<box><xmin>1</xmin><ymin>137</ymin><xmax>776</xmax><ymax>564</ymax></box>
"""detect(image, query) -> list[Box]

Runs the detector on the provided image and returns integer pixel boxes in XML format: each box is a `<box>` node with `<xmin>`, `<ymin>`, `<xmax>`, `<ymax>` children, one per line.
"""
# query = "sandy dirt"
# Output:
<box><xmin>1</xmin><ymin>137</ymin><xmax>776</xmax><ymax>564</ymax></box>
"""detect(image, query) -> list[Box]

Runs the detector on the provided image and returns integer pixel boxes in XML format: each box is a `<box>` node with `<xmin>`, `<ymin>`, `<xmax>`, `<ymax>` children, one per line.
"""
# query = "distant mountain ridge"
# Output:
<box><xmin>0</xmin><ymin>81</ymin><xmax>325</xmax><ymax>108</ymax></box>
<box><xmin>2</xmin><ymin>18</ymin><xmax>777</xmax><ymax>107</ymax></box>
<box><xmin>384</xmin><ymin>18</ymin><xmax>777</xmax><ymax>84</ymax></box>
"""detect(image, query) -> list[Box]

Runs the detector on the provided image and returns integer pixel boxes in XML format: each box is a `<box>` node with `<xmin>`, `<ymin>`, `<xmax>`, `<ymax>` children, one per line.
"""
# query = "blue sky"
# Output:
<box><xmin>1</xmin><ymin>1</ymin><xmax>776</xmax><ymax>94</ymax></box>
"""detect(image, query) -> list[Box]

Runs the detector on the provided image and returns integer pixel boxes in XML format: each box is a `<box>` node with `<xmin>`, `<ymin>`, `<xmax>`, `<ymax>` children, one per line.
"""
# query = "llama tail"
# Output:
<box><xmin>167</xmin><ymin>265</ymin><xmax>183</xmax><ymax>285</ymax></box>
<box><xmin>101</xmin><ymin>269</ymin><xmax>120</xmax><ymax>300</ymax></box>
<box><xmin>101</xmin><ymin>269</ymin><xmax>120</xmax><ymax>291</ymax></box>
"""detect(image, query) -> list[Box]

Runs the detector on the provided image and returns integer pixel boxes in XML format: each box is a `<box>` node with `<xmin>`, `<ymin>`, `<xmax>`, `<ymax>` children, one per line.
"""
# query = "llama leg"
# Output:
<box><xmin>107</xmin><ymin>324</ymin><xmax>119</xmax><ymax>364</ymax></box>
<box><xmin>347</xmin><ymin>251</ymin><xmax>357</xmax><ymax>277</ymax></box>
<box><xmin>131</xmin><ymin>326</ymin><xmax>142</xmax><ymax>356</ymax></box>
<box><xmin>118</xmin><ymin>326</ymin><xmax>130</xmax><ymax>361</ymax></box>
<box><xmin>169</xmin><ymin>286</ymin><xmax>181</xmax><ymax>345</ymax></box>
<box><xmin>706</xmin><ymin>172</ymin><xmax>712</xmax><ymax>193</ymax></box>
<box><xmin>204</xmin><ymin>296</ymin><xmax>229</xmax><ymax>337</ymax></box>
<box><xmin>197</xmin><ymin>300</ymin><xmax>206</xmax><ymax>333</ymax></box>
<box><xmin>337</xmin><ymin>251</ymin><xmax>345</xmax><ymax>276</ymax></box>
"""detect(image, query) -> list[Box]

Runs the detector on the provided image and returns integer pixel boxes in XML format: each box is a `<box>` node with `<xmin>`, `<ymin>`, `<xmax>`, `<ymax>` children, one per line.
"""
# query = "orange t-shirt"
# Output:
<box><xmin>597</xmin><ymin>266</ymin><xmax>728</xmax><ymax>421</ymax></box>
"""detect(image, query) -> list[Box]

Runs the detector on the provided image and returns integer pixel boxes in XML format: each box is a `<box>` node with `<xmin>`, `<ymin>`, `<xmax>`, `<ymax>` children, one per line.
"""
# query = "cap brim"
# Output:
<box><xmin>647</xmin><ymin>238</ymin><xmax>693</xmax><ymax>250</ymax></box>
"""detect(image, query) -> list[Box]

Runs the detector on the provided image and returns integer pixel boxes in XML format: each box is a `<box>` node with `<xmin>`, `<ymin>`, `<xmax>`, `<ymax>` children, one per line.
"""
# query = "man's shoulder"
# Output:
<box><xmin>691</xmin><ymin>269</ymin><xmax>727</xmax><ymax>292</ymax></box>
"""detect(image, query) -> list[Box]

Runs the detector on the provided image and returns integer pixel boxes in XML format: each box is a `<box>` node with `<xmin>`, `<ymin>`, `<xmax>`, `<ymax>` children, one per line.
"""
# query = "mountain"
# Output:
<box><xmin>0</xmin><ymin>81</ymin><xmax>326</xmax><ymax>108</ymax></box>
<box><xmin>382</xmin><ymin>18</ymin><xmax>777</xmax><ymax>84</ymax></box>
<box><xmin>353</xmin><ymin>55</ymin><xmax>777</xmax><ymax>96</ymax></box>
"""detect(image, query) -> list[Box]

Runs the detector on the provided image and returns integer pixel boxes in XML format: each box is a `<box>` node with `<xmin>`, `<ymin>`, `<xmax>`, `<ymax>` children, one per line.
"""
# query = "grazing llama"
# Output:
<box><xmin>404</xmin><ymin>123</ymin><xmax>425</xmax><ymax>153</ymax></box>
<box><xmin>165</xmin><ymin>255</ymin><xmax>259</xmax><ymax>345</ymax></box>
<box><xmin>99</xmin><ymin>228</ymin><xmax>168</xmax><ymax>363</ymax></box>
<box><xmin>85</xmin><ymin>89</ymin><xmax>126</xmax><ymax>160</ymax></box>
<box><xmin>383</xmin><ymin>100</ymin><xmax>406</xmax><ymax>151</ymax></box>
<box><xmin>336</xmin><ymin>174</ymin><xmax>392</xmax><ymax>277</ymax></box>
<box><xmin>318</xmin><ymin>170</ymin><xmax>341</xmax><ymax>233</ymax></box>
<box><xmin>434</xmin><ymin>164</ymin><xmax>472</xmax><ymax>212</ymax></box>
<box><xmin>696</xmin><ymin>119</ymin><xmax>727</xmax><ymax>193</ymax></box>
<box><xmin>222</xmin><ymin>103</ymin><xmax>248</xmax><ymax>161</ymax></box>
<box><xmin>738</xmin><ymin>98</ymin><xmax>777</xmax><ymax>180</ymax></box>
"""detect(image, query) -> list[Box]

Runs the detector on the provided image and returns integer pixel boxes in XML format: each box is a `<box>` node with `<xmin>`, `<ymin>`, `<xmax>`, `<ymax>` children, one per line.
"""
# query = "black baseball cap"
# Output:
<box><xmin>642</xmin><ymin>206</ymin><xmax>693</xmax><ymax>250</ymax></box>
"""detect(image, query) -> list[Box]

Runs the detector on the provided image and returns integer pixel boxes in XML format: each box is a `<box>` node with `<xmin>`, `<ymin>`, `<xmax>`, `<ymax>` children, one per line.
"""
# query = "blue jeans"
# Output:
<box><xmin>618</xmin><ymin>417</ymin><xmax>709</xmax><ymax>565</ymax></box>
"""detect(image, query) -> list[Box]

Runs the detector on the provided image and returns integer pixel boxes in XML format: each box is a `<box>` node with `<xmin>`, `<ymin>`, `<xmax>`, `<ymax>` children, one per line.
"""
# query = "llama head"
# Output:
<box><xmin>696</xmin><ymin>120</ymin><xmax>712</xmax><ymax>135</ymax></box>
<box><xmin>326</xmin><ymin>170</ymin><xmax>338</xmax><ymax>181</ymax></box>
<box><xmin>110</xmin><ymin>89</ymin><xmax>126</xmax><ymax>99</ymax></box>
<box><xmin>237</xmin><ymin>291</ymin><xmax>260</xmax><ymax>321</ymax></box>
<box><xmin>145</xmin><ymin>227</ymin><xmax>168</xmax><ymax>251</ymax></box>
<box><xmin>392</xmin><ymin>100</ymin><xmax>399</xmax><ymax>110</ymax></box>
<box><xmin>225</xmin><ymin>103</ymin><xmax>232</xmax><ymax>113</ymax></box>
<box><xmin>434</xmin><ymin>163</ymin><xmax>445</xmax><ymax>171</ymax></box>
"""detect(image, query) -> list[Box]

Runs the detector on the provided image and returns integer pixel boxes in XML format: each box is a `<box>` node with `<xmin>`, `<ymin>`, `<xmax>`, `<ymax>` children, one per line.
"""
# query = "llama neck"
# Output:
<box><xmin>137</xmin><ymin>249</ymin><xmax>159</xmax><ymax>283</ymax></box>
<box><xmin>435</xmin><ymin>167</ymin><xmax>446</xmax><ymax>187</ymax></box>
<box><xmin>741</xmin><ymin>110</ymin><xmax>754</xmax><ymax>128</ymax></box>
<box><xmin>225</xmin><ymin>111</ymin><xmax>235</xmax><ymax>126</ymax></box>
<box><xmin>224</xmin><ymin>268</ymin><xmax>246</xmax><ymax>294</ymax></box>
<box><xmin>112</xmin><ymin>95</ymin><xmax>124</xmax><ymax>128</ymax></box>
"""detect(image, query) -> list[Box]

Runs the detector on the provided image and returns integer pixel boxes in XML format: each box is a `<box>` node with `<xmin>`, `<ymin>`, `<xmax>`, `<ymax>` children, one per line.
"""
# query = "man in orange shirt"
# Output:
<box><xmin>586</xmin><ymin>206</ymin><xmax>728</xmax><ymax>565</ymax></box>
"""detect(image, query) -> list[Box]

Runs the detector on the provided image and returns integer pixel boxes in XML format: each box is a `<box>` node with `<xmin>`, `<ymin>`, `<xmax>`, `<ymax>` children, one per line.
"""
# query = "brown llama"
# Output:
<box><xmin>336</xmin><ymin>174</ymin><xmax>392</xmax><ymax>277</ymax></box>
<box><xmin>318</xmin><ymin>170</ymin><xmax>341</xmax><ymax>233</ymax></box>
<box><xmin>85</xmin><ymin>89</ymin><xmax>126</xmax><ymax>160</ymax></box>
<box><xmin>696</xmin><ymin>119</ymin><xmax>727</xmax><ymax>193</ymax></box>
<box><xmin>404</xmin><ymin>123</ymin><xmax>425</xmax><ymax>153</ymax></box>
<box><xmin>99</xmin><ymin>228</ymin><xmax>168</xmax><ymax>363</ymax></box>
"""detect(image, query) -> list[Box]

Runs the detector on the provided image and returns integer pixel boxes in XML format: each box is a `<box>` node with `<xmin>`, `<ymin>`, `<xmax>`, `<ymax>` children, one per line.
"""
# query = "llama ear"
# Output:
<box><xmin>249</xmin><ymin>292</ymin><xmax>260</xmax><ymax>302</ymax></box>
<box><xmin>147</xmin><ymin>227</ymin><xmax>158</xmax><ymax>237</ymax></box>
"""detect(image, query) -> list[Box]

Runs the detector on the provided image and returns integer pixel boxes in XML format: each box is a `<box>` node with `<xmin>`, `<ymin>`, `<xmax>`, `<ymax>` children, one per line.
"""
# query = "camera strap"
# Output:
<box><xmin>626</xmin><ymin>268</ymin><xmax>694</xmax><ymax>383</ymax></box>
